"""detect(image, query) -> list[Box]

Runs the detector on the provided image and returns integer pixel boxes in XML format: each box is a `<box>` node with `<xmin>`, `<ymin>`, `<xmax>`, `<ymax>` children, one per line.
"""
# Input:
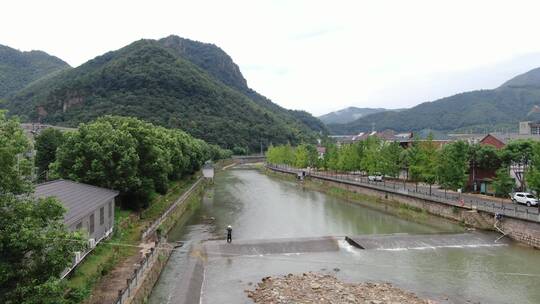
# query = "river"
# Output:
<box><xmin>149</xmin><ymin>169</ymin><xmax>540</xmax><ymax>304</ymax></box>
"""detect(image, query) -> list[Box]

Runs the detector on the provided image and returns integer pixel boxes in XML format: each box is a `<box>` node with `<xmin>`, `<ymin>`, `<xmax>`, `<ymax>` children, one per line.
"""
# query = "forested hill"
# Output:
<box><xmin>328</xmin><ymin>67</ymin><xmax>540</xmax><ymax>134</ymax></box>
<box><xmin>4</xmin><ymin>37</ymin><xmax>325</xmax><ymax>151</ymax></box>
<box><xmin>0</xmin><ymin>44</ymin><xmax>69</xmax><ymax>98</ymax></box>
<box><xmin>319</xmin><ymin>107</ymin><xmax>392</xmax><ymax>124</ymax></box>
<box><xmin>158</xmin><ymin>36</ymin><xmax>327</xmax><ymax>134</ymax></box>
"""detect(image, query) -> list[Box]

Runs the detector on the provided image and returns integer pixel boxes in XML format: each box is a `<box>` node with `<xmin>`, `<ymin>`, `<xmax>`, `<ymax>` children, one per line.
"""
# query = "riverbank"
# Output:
<box><xmin>265</xmin><ymin>166</ymin><xmax>540</xmax><ymax>249</ymax></box>
<box><xmin>264</xmin><ymin>168</ymin><xmax>462</xmax><ymax>233</ymax></box>
<box><xmin>66</xmin><ymin>173</ymin><xmax>206</xmax><ymax>304</ymax></box>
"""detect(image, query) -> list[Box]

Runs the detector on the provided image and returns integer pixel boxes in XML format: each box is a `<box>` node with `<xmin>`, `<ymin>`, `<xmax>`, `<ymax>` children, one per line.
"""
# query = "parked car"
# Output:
<box><xmin>511</xmin><ymin>192</ymin><xmax>539</xmax><ymax>207</ymax></box>
<box><xmin>368</xmin><ymin>174</ymin><xmax>383</xmax><ymax>182</ymax></box>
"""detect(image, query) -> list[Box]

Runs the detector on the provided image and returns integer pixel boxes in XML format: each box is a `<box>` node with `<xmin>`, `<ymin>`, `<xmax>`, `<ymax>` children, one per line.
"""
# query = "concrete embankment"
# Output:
<box><xmin>127</xmin><ymin>181</ymin><xmax>206</xmax><ymax>303</ymax></box>
<box><xmin>266</xmin><ymin>166</ymin><xmax>540</xmax><ymax>249</ymax></box>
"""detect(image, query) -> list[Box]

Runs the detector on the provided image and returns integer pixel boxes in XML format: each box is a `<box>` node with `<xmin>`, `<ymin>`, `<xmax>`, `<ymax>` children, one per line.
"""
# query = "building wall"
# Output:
<box><xmin>70</xmin><ymin>198</ymin><xmax>115</xmax><ymax>242</ymax></box>
<box><xmin>520</xmin><ymin>121</ymin><xmax>531</xmax><ymax>135</ymax></box>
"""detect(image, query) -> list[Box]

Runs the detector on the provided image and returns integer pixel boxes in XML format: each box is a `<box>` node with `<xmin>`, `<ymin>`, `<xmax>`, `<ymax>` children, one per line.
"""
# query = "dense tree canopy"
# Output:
<box><xmin>34</xmin><ymin>128</ymin><xmax>65</xmax><ymax>182</ymax></box>
<box><xmin>0</xmin><ymin>115</ymin><xmax>84</xmax><ymax>304</ymax></box>
<box><xmin>0</xmin><ymin>195</ymin><xmax>85</xmax><ymax>304</ymax></box>
<box><xmin>0</xmin><ymin>111</ymin><xmax>32</xmax><ymax>194</ymax></box>
<box><xmin>52</xmin><ymin>116</ymin><xmax>229</xmax><ymax>209</ymax></box>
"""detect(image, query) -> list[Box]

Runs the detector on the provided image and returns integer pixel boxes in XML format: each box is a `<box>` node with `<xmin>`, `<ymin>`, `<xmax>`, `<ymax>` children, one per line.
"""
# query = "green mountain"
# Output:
<box><xmin>319</xmin><ymin>107</ymin><xmax>397</xmax><ymax>124</ymax></box>
<box><xmin>328</xmin><ymin>67</ymin><xmax>540</xmax><ymax>134</ymax></box>
<box><xmin>4</xmin><ymin>37</ymin><xmax>324</xmax><ymax>151</ymax></box>
<box><xmin>0</xmin><ymin>44</ymin><xmax>69</xmax><ymax>98</ymax></box>
<box><xmin>157</xmin><ymin>36</ymin><xmax>327</xmax><ymax>134</ymax></box>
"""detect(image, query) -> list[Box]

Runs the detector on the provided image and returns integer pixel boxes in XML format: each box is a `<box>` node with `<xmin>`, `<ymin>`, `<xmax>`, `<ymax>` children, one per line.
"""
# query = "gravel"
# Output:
<box><xmin>246</xmin><ymin>272</ymin><xmax>436</xmax><ymax>304</ymax></box>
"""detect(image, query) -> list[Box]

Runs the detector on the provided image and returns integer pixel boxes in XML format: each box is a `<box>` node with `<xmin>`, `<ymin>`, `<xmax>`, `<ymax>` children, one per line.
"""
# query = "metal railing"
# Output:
<box><xmin>141</xmin><ymin>178</ymin><xmax>203</xmax><ymax>240</ymax></box>
<box><xmin>267</xmin><ymin>164</ymin><xmax>540</xmax><ymax>223</ymax></box>
<box><xmin>113</xmin><ymin>239</ymin><xmax>163</xmax><ymax>304</ymax></box>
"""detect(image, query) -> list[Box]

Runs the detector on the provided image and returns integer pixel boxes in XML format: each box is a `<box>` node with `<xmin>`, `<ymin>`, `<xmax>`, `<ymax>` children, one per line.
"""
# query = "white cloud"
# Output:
<box><xmin>2</xmin><ymin>0</ymin><xmax>540</xmax><ymax>115</ymax></box>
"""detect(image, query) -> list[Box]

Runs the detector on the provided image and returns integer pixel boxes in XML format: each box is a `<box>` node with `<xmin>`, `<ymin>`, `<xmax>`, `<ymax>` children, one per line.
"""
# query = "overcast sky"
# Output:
<box><xmin>3</xmin><ymin>0</ymin><xmax>540</xmax><ymax>116</ymax></box>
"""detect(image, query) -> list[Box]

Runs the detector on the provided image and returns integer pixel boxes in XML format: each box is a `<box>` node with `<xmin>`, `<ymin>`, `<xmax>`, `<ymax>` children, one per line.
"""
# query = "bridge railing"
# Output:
<box><xmin>266</xmin><ymin>164</ymin><xmax>540</xmax><ymax>223</ymax></box>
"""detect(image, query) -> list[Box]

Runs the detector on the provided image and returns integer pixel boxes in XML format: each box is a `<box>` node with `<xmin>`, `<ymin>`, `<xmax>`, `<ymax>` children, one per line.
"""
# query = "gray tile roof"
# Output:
<box><xmin>35</xmin><ymin>179</ymin><xmax>119</xmax><ymax>226</ymax></box>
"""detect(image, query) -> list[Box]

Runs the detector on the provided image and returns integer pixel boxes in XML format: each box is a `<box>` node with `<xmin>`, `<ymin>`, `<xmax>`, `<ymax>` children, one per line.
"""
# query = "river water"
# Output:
<box><xmin>149</xmin><ymin>169</ymin><xmax>540</xmax><ymax>304</ymax></box>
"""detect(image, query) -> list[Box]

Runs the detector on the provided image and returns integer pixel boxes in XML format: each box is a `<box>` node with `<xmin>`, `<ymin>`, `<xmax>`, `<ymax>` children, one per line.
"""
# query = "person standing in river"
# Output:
<box><xmin>227</xmin><ymin>225</ymin><xmax>233</xmax><ymax>243</ymax></box>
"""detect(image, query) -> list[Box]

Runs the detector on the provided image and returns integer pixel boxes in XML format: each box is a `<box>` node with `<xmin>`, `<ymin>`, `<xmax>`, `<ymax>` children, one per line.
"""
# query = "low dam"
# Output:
<box><xmin>148</xmin><ymin>169</ymin><xmax>540</xmax><ymax>304</ymax></box>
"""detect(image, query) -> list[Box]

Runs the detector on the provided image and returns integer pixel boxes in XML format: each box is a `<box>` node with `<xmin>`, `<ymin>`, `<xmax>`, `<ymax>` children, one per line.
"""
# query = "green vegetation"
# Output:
<box><xmin>269</xmin><ymin>135</ymin><xmax>540</xmax><ymax>196</ymax></box>
<box><xmin>328</xmin><ymin>68</ymin><xmax>540</xmax><ymax>134</ymax></box>
<box><xmin>34</xmin><ymin>128</ymin><xmax>65</xmax><ymax>182</ymax></box>
<box><xmin>0</xmin><ymin>113</ymin><xmax>85</xmax><ymax>304</ymax></box>
<box><xmin>51</xmin><ymin>116</ymin><xmax>228</xmax><ymax>209</ymax></box>
<box><xmin>0</xmin><ymin>111</ymin><xmax>33</xmax><ymax>194</ymax></box>
<box><xmin>318</xmin><ymin>107</ymin><xmax>391</xmax><ymax>124</ymax></box>
<box><xmin>3</xmin><ymin>36</ymin><xmax>325</xmax><ymax>151</ymax></box>
<box><xmin>0</xmin><ymin>44</ymin><xmax>69</xmax><ymax>98</ymax></box>
<box><xmin>493</xmin><ymin>167</ymin><xmax>515</xmax><ymax>197</ymax></box>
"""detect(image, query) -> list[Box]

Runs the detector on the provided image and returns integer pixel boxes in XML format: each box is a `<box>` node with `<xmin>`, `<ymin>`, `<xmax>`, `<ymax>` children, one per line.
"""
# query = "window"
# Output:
<box><xmin>100</xmin><ymin>207</ymin><xmax>104</xmax><ymax>225</ymax></box>
<box><xmin>76</xmin><ymin>222</ymin><xmax>82</xmax><ymax>230</ymax></box>
<box><xmin>517</xmin><ymin>194</ymin><xmax>524</xmax><ymax>197</ymax></box>
<box><xmin>89</xmin><ymin>214</ymin><xmax>95</xmax><ymax>234</ymax></box>
<box><xmin>108</xmin><ymin>201</ymin><xmax>112</xmax><ymax>218</ymax></box>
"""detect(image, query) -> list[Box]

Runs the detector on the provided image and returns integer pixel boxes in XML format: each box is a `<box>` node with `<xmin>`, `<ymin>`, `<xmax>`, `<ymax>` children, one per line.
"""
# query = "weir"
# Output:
<box><xmin>345</xmin><ymin>232</ymin><xmax>509</xmax><ymax>250</ymax></box>
<box><xmin>200</xmin><ymin>233</ymin><xmax>507</xmax><ymax>257</ymax></box>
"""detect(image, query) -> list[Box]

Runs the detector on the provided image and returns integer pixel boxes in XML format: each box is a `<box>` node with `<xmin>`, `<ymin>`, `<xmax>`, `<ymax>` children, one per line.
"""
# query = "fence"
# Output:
<box><xmin>141</xmin><ymin>177</ymin><xmax>203</xmax><ymax>240</ymax></box>
<box><xmin>113</xmin><ymin>239</ymin><xmax>163</xmax><ymax>304</ymax></box>
<box><xmin>267</xmin><ymin>164</ymin><xmax>540</xmax><ymax>223</ymax></box>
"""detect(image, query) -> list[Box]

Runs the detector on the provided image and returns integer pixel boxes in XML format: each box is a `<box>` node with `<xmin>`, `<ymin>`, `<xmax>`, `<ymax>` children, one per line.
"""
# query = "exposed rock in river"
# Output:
<box><xmin>246</xmin><ymin>272</ymin><xmax>436</xmax><ymax>304</ymax></box>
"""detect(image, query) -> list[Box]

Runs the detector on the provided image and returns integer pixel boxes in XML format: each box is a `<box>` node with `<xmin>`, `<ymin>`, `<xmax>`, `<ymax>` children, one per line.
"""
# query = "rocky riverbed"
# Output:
<box><xmin>246</xmin><ymin>272</ymin><xmax>435</xmax><ymax>304</ymax></box>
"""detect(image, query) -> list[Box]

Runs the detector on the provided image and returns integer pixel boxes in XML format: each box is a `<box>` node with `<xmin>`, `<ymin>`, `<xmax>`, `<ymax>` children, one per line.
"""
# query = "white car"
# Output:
<box><xmin>511</xmin><ymin>192</ymin><xmax>539</xmax><ymax>207</ymax></box>
<box><xmin>368</xmin><ymin>174</ymin><xmax>383</xmax><ymax>182</ymax></box>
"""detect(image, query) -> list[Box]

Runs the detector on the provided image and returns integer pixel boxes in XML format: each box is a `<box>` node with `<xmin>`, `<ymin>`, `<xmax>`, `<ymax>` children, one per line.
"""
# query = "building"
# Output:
<box><xmin>35</xmin><ymin>179</ymin><xmax>119</xmax><ymax>247</ymax></box>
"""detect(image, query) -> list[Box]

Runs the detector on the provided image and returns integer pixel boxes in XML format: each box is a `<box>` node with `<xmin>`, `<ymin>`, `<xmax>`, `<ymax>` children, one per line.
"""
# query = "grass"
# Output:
<box><xmin>141</xmin><ymin>175</ymin><xmax>199</xmax><ymax>222</ymax></box>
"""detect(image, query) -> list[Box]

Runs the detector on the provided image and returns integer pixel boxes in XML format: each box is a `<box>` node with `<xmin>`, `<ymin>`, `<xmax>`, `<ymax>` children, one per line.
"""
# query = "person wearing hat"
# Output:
<box><xmin>226</xmin><ymin>225</ymin><xmax>233</xmax><ymax>243</ymax></box>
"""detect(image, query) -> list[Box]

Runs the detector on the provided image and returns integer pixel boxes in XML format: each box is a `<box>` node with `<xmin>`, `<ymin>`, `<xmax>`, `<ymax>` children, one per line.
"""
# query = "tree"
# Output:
<box><xmin>360</xmin><ymin>137</ymin><xmax>381</xmax><ymax>174</ymax></box>
<box><xmin>492</xmin><ymin>167</ymin><xmax>515</xmax><ymax>197</ymax></box>
<box><xmin>417</xmin><ymin>135</ymin><xmax>439</xmax><ymax>194</ymax></box>
<box><xmin>0</xmin><ymin>194</ymin><xmax>85</xmax><ymax>303</ymax></box>
<box><xmin>34</xmin><ymin>128</ymin><xmax>65</xmax><ymax>182</ymax></box>
<box><xmin>437</xmin><ymin>141</ymin><xmax>469</xmax><ymax>191</ymax></box>
<box><xmin>0</xmin><ymin>111</ymin><xmax>32</xmax><ymax>194</ymax></box>
<box><xmin>526</xmin><ymin>142</ymin><xmax>540</xmax><ymax>197</ymax></box>
<box><xmin>499</xmin><ymin>140</ymin><xmax>534</xmax><ymax>190</ymax></box>
<box><xmin>379</xmin><ymin>142</ymin><xmax>403</xmax><ymax>178</ymax></box>
<box><xmin>323</xmin><ymin>144</ymin><xmax>339</xmax><ymax>170</ymax></box>
<box><xmin>294</xmin><ymin>144</ymin><xmax>318</xmax><ymax>168</ymax></box>
<box><xmin>53</xmin><ymin>119</ymin><xmax>143</xmax><ymax>208</ymax></box>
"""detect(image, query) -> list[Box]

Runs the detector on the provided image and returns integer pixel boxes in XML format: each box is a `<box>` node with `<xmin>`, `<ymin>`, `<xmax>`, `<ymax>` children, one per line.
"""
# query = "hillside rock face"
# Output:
<box><xmin>0</xmin><ymin>44</ymin><xmax>69</xmax><ymax>98</ymax></box>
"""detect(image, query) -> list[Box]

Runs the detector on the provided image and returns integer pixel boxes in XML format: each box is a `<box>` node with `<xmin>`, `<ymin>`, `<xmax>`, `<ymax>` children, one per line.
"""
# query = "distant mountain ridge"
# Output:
<box><xmin>3</xmin><ymin>36</ymin><xmax>325</xmax><ymax>151</ymax></box>
<box><xmin>0</xmin><ymin>44</ymin><xmax>69</xmax><ymax>98</ymax></box>
<box><xmin>319</xmin><ymin>107</ymin><xmax>401</xmax><ymax>124</ymax></box>
<box><xmin>328</xmin><ymin>67</ymin><xmax>540</xmax><ymax>135</ymax></box>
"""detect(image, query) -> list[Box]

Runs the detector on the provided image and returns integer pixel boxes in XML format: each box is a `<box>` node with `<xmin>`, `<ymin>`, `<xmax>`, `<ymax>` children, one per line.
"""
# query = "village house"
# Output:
<box><xmin>34</xmin><ymin>179</ymin><xmax>119</xmax><ymax>276</ymax></box>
